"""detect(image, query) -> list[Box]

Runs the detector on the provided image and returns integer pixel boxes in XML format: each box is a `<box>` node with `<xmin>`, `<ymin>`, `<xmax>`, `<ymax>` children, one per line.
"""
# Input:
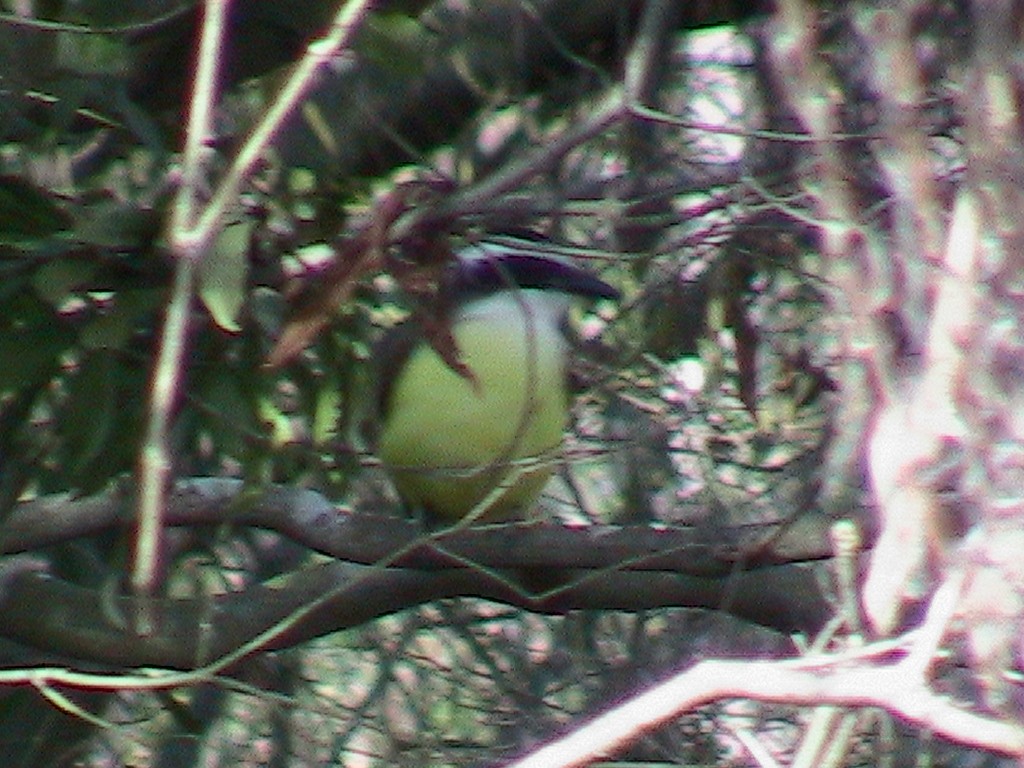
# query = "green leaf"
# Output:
<box><xmin>357</xmin><ymin>13</ymin><xmax>433</xmax><ymax>75</ymax></box>
<box><xmin>56</xmin><ymin>30</ymin><xmax>131</xmax><ymax>77</ymax></box>
<box><xmin>61</xmin><ymin>350</ymin><xmax>118</xmax><ymax>480</ymax></box>
<box><xmin>0</xmin><ymin>327</ymin><xmax>67</xmax><ymax>393</ymax></box>
<box><xmin>0</xmin><ymin>176</ymin><xmax>71</xmax><ymax>245</ymax></box>
<box><xmin>199</xmin><ymin>370</ymin><xmax>259</xmax><ymax>461</ymax></box>
<box><xmin>58</xmin><ymin>349</ymin><xmax>143</xmax><ymax>492</ymax></box>
<box><xmin>72</xmin><ymin>200</ymin><xmax>161</xmax><ymax>248</ymax></box>
<box><xmin>80</xmin><ymin>288</ymin><xmax>163</xmax><ymax>350</ymax></box>
<box><xmin>199</xmin><ymin>221</ymin><xmax>252</xmax><ymax>332</ymax></box>
<box><xmin>32</xmin><ymin>258</ymin><xmax>98</xmax><ymax>307</ymax></box>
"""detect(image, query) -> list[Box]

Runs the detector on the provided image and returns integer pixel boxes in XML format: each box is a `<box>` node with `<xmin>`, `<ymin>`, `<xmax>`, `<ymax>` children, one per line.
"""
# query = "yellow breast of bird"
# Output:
<box><xmin>379</xmin><ymin>291</ymin><xmax>570</xmax><ymax>521</ymax></box>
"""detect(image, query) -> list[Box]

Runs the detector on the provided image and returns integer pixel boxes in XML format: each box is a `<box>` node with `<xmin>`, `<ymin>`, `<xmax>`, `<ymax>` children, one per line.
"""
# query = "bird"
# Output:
<box><xmin>376</xmin><ymin>235</ymin><xmax>619</xmax><ymax>524</ymax></box>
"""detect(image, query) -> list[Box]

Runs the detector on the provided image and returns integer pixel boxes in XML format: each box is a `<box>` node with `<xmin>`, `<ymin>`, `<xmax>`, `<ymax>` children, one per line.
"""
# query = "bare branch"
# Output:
<box><xmin>133</xmin><ymin>0</ymin><xmax>234</xmax><ymax>603</ymax></box>
<box><xmin>0</xmin><ymin>550</ymin><xmax>833</xmax><ymax>669</ymax></box>
<box><xmin>507</xmin><ymin>648</ymin><xmax>1024</xmax><ymax>768</ymax></box>
<box><xmin>1</xmin><ymin>479</ymin><xmax>843</xmax><ymax>573</ymax></box>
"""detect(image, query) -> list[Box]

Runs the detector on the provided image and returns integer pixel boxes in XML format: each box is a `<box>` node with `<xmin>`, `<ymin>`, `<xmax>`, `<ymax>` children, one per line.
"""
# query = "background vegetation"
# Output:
<box><xmin>0</xmin><ymin>0</ymin><xmax>1022</xmax><ymax>766</ymax></box>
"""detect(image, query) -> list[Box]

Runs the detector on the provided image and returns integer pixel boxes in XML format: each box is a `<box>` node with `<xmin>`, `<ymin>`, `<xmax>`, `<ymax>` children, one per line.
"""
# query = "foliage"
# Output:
<box><xmin>0</xmin><ymin>1</ymin><xmax>1022</xmax><ymax>767</ymax></box>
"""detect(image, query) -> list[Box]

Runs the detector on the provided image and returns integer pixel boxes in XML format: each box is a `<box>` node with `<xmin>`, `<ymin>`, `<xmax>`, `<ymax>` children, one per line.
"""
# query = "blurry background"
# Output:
<box><xmin>0</xmin><ymin>1</ymin><xmax>1020</xmax><ymax>766</ymax></box>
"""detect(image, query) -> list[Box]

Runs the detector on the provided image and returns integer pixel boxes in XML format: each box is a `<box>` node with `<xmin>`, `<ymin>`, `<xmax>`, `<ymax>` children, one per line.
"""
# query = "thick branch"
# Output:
<box><xmin>2</xmin><ymin>478</ymin><xmax>842</xmax><ymax>571</ymax></box>
<box><xmin>0</xmin><ymin>480</ymin><xmax>842</xmax><ymax>668</ymax></box>
<box><xmin>0</xmin><ymin>552</ymin><xmax>832</xmax><ymax>670</ymax></box>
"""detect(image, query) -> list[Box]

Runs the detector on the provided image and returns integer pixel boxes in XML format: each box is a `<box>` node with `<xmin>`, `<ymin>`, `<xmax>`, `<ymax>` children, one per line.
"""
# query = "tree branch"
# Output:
<box><xmin>0</xmin><ymin>549</ymin><xmax>833</xmax><ymax>670</ymax></box>
<box><xmin>505</xmin><ymin>652</ymin><xmax>1024</xmax><ymax>767</ymax></box>
<box><xmin>2</xmin><ymin>478</ymin><xmax>843</xmax><ymax>568</ymax></box>
<box><xmin>0</xmin><ymin>477</ymin><xmax>849</xmax><ymax>669</ymax></box>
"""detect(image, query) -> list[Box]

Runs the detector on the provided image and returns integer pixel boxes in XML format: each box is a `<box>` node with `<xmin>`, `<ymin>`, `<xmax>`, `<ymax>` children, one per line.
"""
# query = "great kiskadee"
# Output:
<box><xmin>377</xmin><ymin>237</ymin><xmax>618</xmax><ymax>523</ymax></box>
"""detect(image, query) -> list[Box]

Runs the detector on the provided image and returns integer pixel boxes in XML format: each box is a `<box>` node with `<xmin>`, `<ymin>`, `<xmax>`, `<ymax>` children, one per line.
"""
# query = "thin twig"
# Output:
<box><xmin>133</xmin><ymin>0</ymin><xmax>231</xmax><ymax>601</ymax></box>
